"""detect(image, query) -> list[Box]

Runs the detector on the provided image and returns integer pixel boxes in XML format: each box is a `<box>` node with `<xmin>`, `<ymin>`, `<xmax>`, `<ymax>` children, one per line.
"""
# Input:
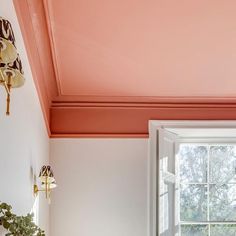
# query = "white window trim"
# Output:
<box><xmin>148</xmin><ymin>120</ymin><xmax>236</xmax><ymax>236</ymax></box>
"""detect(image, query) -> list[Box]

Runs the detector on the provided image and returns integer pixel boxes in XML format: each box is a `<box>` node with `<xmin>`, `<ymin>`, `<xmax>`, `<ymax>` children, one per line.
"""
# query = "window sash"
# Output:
<box><xmin>179</xmin><ymin>143</ymin><xmax>236</xmax><ymax>235</ymax></box>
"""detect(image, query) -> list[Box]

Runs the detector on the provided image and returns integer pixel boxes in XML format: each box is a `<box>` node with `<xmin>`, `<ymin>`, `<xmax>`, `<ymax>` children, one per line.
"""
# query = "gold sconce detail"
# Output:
<box><xmin>34</xmin><ymin>166</ymin><xmax>57</xmax><ymax>203</ymax></box>
<box><xmin>0</xmin><ymin>17</ymin><xmax>25</xmax><ymax>115</ymax></box>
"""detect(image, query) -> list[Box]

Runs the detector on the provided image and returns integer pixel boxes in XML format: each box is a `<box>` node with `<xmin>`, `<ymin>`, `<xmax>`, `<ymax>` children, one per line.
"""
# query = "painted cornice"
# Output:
<box><xmin>13</xmin><ymin>0</ymin><xmax>58</xmax><ymax>136</ymax></box>
<box><xmin>13</xmin><ymin>0</ymin><xmax>236</xmax><ymax>138</ymax></box>
<box><xmin>50</xmin><ymin>98</ymin><xmax>236</xmax><ymax>137</ymax></box>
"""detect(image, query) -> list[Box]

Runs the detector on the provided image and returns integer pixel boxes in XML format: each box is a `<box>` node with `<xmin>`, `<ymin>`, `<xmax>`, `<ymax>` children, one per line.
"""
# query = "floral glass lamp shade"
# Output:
<box><xmin>34</xmin><ymin>165</ymin><xmax>57</xmax><ymax>203</ymax></box>
<box><xmin>0</xmin><ymin>17</ymin><xmax>17</xmax><ymax>64</ymax></box>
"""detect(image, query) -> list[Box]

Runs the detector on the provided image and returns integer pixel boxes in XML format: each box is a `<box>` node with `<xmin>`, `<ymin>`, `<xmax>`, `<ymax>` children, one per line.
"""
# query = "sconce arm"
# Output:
<box><xmin>33</xmin><ymin>184</ymin><xmax>52</xmax><ymax>195</ymax></box>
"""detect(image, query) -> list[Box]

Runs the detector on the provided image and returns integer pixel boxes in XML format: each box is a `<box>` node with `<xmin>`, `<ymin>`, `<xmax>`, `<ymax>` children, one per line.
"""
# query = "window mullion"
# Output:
<box><xmin>207</xmin><ymin>145</ymin><xmax>210</xmax><ymax>236</ymax></box>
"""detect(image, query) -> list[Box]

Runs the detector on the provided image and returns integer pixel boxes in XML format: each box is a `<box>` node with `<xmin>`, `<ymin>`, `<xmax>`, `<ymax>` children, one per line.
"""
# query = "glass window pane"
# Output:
<box><xmin>181</xmin><ymin>225</ymin><xmax>208</xmax><ymax>236</ymax></box>
<box><xmin>210</xmin><ymin>146</ymin><xmax>236</xmax><ymax>184</ymax></box>
<box><xmin>209</xmin><ymin>184</ymin><xmax>236</xmax><ymax>221</ymax></box>
<box><xmin>180</xmin><ymin>184</ymin><xmax>207</xmax><ymax>221</ymax></box>
<box><xmin>210</xmin><ymin>224</ymin><xmax>236</xmax><ymax>236</ymax></box>
<box><xmin>179</xmin><ymin>145</ymin><xmax>208</xmax><ymax>183</ymax></box>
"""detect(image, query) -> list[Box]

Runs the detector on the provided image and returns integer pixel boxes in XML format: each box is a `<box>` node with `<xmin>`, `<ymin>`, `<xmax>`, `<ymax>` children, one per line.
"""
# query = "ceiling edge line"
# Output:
<box><xmin>42</xmin><ymin>0</ymin><xmax>62</xmax><ymax>95</ymax></box>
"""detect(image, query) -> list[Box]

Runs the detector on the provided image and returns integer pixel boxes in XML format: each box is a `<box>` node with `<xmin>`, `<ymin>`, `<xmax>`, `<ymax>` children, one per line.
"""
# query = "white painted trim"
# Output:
<box><xmin>179</xmin><ymin>138</ymin><xmax>236</xmax><ymax>143</ymax></box>
<box><xmin>181</xmin><ymin>222</ymin><xmax>236</xmax><ymax>225</ymax></box>
<box><xmin>148</xmin><ymin>122</ymin><xmax>158</xmax><ymax>236</ymax></box>
<box><xmin>149</xmin><ymin>120</ymin><xmax>236</xmax><ymax>130</ymax></box>
<box><xmin>162</xmin><ymin>171</ymin><xmax>176</xmax><ymax>184</ymax></box>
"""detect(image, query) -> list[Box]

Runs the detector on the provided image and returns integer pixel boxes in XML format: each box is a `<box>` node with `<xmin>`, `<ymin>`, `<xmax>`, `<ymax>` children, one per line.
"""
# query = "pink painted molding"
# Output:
<box><xmin>13</xmin><ymin>0</ymin><xmax>58</xmax><ymax>136</ymax></box>
<box><xmin>13</xmin><ymin>0</ymin><xmax>236</xmax><ymax>138</ymax></box>
<box><xmin>50</xmin><ymin>101</ymin><xmax>236</xmax><ymax>137</ymax></box>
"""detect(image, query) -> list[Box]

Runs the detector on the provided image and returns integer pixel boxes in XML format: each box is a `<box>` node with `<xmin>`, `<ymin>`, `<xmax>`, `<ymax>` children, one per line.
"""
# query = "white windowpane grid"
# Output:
<box><xmin>179</xmin><ymin>144</ymin><xmax>236</xmax><ymax>236</ymax></box>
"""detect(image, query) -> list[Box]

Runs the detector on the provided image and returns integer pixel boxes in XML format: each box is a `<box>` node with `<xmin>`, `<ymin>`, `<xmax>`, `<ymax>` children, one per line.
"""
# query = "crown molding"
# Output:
<box><xmin>13</xmin><ymin>0</ymin><xmax>58</xmax><ymax>136</ymax></box>
<box><xmin>13</xmin><ymin>0</ymin><xmax>236</xmax><ymax>138</ymax></box>
<box><xmin>53</xmin><ymin>95</ymin><xmax>236</xmax><ymax>104</ymax></box>
<box><xmin>50</xmin><ymin>100</ymin><xmax>236</xmax><ymax>137</ymax></box>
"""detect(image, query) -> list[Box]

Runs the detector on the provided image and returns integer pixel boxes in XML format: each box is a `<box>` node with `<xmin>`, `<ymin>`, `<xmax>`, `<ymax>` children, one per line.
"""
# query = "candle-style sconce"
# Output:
<box><xmin>0</xmin><ymin>17</ymin><xmax>25</xmax><ymax>115</ymax></box>
<box><xmin>34</xmin><ymin>166</ymin><xmax>57</xmax><ymax>204</ymax></box>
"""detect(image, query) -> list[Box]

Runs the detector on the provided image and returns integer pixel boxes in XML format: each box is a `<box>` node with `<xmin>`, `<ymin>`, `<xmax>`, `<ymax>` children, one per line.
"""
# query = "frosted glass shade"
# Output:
<box><xmin>0</xmin><ymin>55</ymin><xmax>25</xmax><ymax>88</ymax></box>
<box><xmin>41</xmin><ymin>181</ymin><xmax>57</xmax><ymax>190</ymax></box>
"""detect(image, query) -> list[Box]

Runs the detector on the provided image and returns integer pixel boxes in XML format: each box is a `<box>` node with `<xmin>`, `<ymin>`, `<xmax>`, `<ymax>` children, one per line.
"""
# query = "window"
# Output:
<box><xmin>179</xmin><ymin>144</ymin><xmax>236</xmax><ymax>236</ymax></box>
<box><xmin>148</xmin><ymin>121</ymin><xmax>236</xmax><ymax>236</ymax></box>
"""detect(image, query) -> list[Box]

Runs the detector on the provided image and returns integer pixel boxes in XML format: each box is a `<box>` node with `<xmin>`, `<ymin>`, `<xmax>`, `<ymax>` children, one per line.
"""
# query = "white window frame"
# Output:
<box><xmin>148</xmin><ymin>120</ymin><xmax>236</xmax><ymax>236</ymax></box>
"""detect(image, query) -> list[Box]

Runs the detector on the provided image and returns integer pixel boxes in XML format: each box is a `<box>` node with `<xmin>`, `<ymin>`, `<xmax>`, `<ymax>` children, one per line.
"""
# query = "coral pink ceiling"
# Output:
<box><xmin>13</xmin><ymin>0</ymin><xmax>236</xmax><ymax>137</ymax></box>
<box><xmin>48</xmin><ymin>0</ymin><xmax>236</xmax><ymax>97</ymax></box>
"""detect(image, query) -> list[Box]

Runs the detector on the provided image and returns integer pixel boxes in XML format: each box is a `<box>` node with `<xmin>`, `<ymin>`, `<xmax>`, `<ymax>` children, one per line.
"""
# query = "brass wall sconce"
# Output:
<box><xmin>34</xmin><ymin>166</ymin><xmax>57</xmax><ymax>203</ymax></box>
<box><xmin>0</xmin><ymin>17</ymin><xmax>25</xmax><ymax>115</ymax></box>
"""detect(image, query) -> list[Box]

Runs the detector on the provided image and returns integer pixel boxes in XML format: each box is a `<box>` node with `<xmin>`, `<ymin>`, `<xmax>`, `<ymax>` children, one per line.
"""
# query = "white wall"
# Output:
<box><xmin>0</xmin><ymin>0</ymin><xmax>50</xmax><ymax>234</ymax></box>
<box><xmin>50</xmin><ymin>139</ymin><xmax>148</xmax><ymax>236</ymax></box>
